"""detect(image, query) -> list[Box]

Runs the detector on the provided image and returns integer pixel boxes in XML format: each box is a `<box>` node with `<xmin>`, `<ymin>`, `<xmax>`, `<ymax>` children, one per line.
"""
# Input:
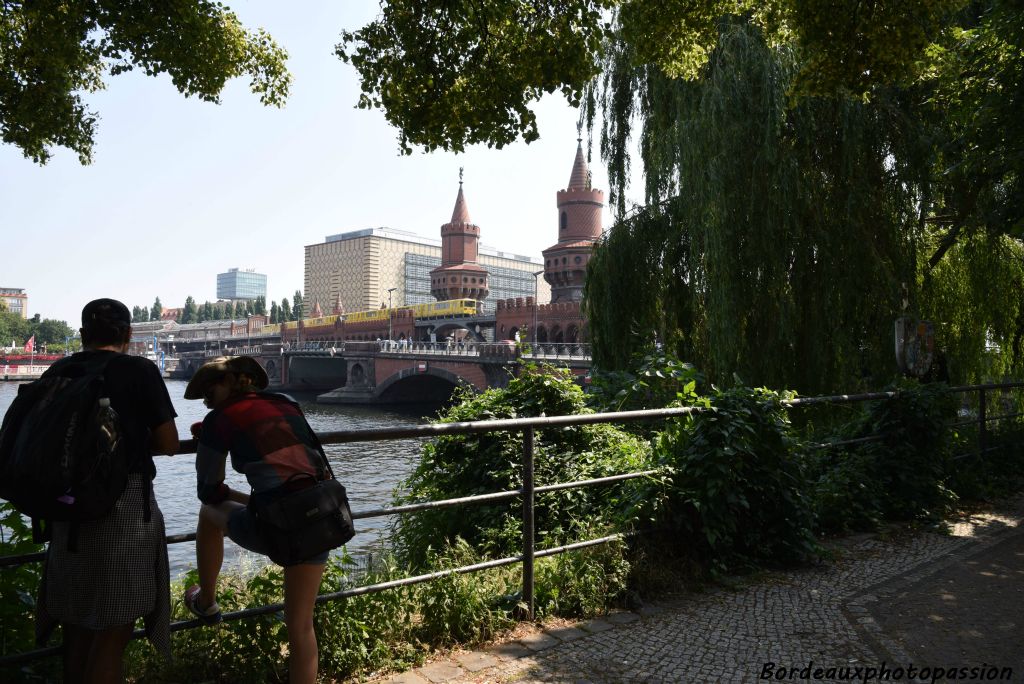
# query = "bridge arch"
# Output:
<box><xmin>431</xmin><ymin>322</ymin><xmax>487</xmax><ymax>343</ymax></box>
<box><xmin>374</xmin><ymin>366</ymin><xmax>468</xmax><ymax>403</ymax></box>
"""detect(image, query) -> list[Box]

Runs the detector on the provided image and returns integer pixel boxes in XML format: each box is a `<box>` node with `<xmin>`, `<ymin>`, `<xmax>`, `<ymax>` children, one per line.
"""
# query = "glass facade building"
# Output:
<box><xmin>217</xmin><ymin>268</ymin><xmax>267</xmax><ymax>301</ymax></box>
<box><xmin>404</xmin><ymin>254</ymin><xmax>538</xmax><ymax>314</ymax></box>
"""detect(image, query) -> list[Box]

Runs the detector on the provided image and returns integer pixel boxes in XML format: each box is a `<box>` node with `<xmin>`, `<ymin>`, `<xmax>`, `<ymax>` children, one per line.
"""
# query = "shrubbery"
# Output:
<box><xmin>641</xmin><ymin>387</ymin><xmax>818</xmax><ymax>571</ymax></box>
<box><xmin>392</xmin><ymin>365</ymin><xmax>652</xmax><ymax>568</ymax></box>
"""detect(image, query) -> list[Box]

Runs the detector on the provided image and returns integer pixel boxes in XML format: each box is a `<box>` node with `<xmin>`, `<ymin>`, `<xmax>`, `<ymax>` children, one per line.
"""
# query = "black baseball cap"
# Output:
<box><xmin>81</xmin><ymin>298</ymin><xmax>132</xmax><ymax>330</ymax></box>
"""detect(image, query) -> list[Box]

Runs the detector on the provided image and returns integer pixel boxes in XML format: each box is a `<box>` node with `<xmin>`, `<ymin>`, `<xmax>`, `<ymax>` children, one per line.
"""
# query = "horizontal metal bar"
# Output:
<box><xmin>947</xmin><ymin>381</ymin><xmax>1024</xmax><ymax>392</ymax></box>
<box><xmin>0</xmin><ymin>471</ymin><xmax>657</xmax><ymax>568</ymax></box>
<box><xmin>534</xmin><ymin>470</ymin><xmax>661</xmax><ymax>494</ymax></box>
<box><xmin>170</xmin><ymin>406</ymin><xmax>703</xmax><ymax>455</ymax></box>
<box><xmin>353</xmin><ymin>489</ymin><xmax>523</xmax><ymax>519</ymax></box>
<box><xmin>785</xmin><ymin>391</ymin><xmax>899</xmax><ymax>406</ymax></box>
<box><xmin>1</xmin><ymin>529</ymin><xmax>637</xmax><ymax>665</ymax></box>
<box><xmin>806</xmin><ymin>434</ymin><xmax>887</xmax><ymax>450</ymax></box>
<box><xmin>0</xmin><ymin>550</ymin><xmax>45</xmax><ymax>567</ymax></box>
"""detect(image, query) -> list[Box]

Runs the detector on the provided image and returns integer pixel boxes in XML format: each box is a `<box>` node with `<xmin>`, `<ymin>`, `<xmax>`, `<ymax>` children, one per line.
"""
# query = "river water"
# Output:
<box><xmin>0</xmin><ymin>379</ymin><xmax>440</xmax><ymax>578</ymax></box>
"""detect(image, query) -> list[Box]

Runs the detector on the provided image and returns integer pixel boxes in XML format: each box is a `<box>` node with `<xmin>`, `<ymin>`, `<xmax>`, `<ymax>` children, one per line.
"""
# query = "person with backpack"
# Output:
<box><xmin>182</xmin><ymin>356</ymin><xmax>352</xmax><ymax>684</ymax></box>
<box><xmin>27</xmin><ymin>299</ymin><xmax>178</xmax><ymax>683</ymax></box>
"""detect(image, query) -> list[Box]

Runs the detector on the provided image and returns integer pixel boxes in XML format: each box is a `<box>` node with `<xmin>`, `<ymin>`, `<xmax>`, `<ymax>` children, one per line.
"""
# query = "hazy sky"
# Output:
<box><xmin>1</xmin><ymin>2</ymin><xmax>636</xmax><ymax>326</ymax></box>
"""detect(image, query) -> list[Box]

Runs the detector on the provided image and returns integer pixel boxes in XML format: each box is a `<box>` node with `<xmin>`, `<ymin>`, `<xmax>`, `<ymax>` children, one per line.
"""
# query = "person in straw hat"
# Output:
<box><xmin>182</xmin><ymin>356</ymin><xmax>328</xmax><ymax>684</ymax></box>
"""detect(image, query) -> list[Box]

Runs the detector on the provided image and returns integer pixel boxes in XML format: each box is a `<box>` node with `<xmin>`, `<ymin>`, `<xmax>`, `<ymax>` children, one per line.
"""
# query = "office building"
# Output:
<box><xmin>217</xmin><ymin>268</ymin><xmax>267</xmax><ymax>301</ymax></box>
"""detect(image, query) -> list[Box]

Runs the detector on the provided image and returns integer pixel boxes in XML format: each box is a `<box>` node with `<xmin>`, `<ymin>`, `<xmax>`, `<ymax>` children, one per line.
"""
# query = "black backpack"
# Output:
<box><xmin>0</xmin><ymin>354</ymin><xmax>128</xmax><ymax>543</ymax></box>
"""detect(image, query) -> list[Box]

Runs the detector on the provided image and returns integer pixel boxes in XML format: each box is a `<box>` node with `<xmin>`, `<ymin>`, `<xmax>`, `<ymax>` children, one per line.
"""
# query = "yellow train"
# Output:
<box><xmin>410</xmin><ymin>298</ymin><xmax>479</xmax><ymax>319</ymax></box>
<box><xmin>269</xmin><ymin>299</ymin><xmax>480</xmax><ymax>334</ymax></box>
<box><xmin>339</xmin><ymin>298</ymin><xmax>479</xmax><ymax>325</ymax></box>
<box><xmin>303</xmin><ymin>314</ymin><xmax>340</xmax><ymax>328</ymax></box>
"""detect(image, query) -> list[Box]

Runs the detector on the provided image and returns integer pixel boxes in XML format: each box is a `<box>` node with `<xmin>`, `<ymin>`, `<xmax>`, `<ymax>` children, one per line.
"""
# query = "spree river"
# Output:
<box><xmin>0</xmin><ymin>379</ymin><xmax>440</xmax><ymax>578</ymax></box>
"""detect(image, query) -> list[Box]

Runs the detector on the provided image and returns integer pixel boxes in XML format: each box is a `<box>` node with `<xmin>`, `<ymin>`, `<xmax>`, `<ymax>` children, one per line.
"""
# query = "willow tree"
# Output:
<box><xmin>585</xmin><ymin>22</ymin><xmax>933</xmax><ymax>393</ymax></box>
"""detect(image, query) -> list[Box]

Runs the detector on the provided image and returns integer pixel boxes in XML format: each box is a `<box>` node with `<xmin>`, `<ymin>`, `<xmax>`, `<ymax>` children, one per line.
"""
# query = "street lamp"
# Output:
<box><xmin>531</xmin><ymin>270</ymin><xmax>544</xmax><ymax>350</ymax></box>
<box><xmin>387</xmin><ymin>287</ymin><xmax>397</xmax><ymax>349</ymax></box>
<box><xmin>246</xmin><ymin>314</ymin><xmax>252</xmax><ymax>349</ymax></box>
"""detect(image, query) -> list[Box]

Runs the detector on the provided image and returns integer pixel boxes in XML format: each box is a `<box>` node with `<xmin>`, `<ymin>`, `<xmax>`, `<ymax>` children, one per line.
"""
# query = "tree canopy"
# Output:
<box><xmin>1</xmin><ymin>0</ymin><xmax>291</xmax><ymax>164</ymax></box>
<box><xmin>337</xmin><ymin>0</ymin><xmax>964</xmax><ymax>152</ymax></box>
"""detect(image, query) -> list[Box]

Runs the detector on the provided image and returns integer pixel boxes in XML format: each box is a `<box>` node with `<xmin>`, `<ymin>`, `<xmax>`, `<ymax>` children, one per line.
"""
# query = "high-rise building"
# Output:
<box><xmin>303</xmin><ymin>185</ymin><xmax>547</xmax><ymax>318</ymax></box>
<box><xmin>217</xmin><ymin>268</ymin><xmax>267</xmax><ymax>302</ymax></box>
<box><xmin>0</xmin><ymin>287</ymin><xmax>28</xmax><ymax>318</ymax></box>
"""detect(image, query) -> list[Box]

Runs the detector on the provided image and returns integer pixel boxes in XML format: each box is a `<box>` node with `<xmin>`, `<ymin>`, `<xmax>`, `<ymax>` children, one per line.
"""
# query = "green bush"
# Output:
<box><xmin>533</xmin><ymin>535</ymin><xmax>630</xmax><ymax>619</ymax></box>
<box><xmin>805</xmin><ymin>447</ymin><xmax>884</xmax><ymax>534</ymax></box>
<box><xmin>315</xmin><ymin>554</ymin><xmax>422</xmax><ymax>678</ymax></box>
<box><xmin>393</xmin><ymin>366</ymin><xmax>652</xmax><ymax>568</ymax></box>
<box><xmin>844</xmin><ymin>382</ymin><xmax>959</xmax><ymax>521</ymax></box>
<box><xmin>0</xmin><ymin>503</ymin><xmax>55</xmax><ymax>682</ymax></box>
<box><xmin>415</xmin><ymin>539</ymin><xmax>517</xmax><ymax>645</ymax></box>
<box><xmin>647</xmin><ymin>387</ymin><xmax>818</xmax><ymax>571</ymax></box>
<box><xmin>948</xmin><ymin>420</ymin><xmax>1024</xmax><ymax>500</ymax></box>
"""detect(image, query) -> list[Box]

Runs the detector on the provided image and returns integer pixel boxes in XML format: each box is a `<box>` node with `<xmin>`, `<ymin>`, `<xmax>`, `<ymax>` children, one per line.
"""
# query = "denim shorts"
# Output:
<box><xmin>227</xmin><ymin>506</ymin><xmax>328</xmax><ymax>566</ymax></box>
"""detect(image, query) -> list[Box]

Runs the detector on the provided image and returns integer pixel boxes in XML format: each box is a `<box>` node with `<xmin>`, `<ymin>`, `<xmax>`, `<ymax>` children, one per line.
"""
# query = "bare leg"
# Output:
<box><xmin>195</xmin><ymin>501</ymin><xmax>243</xmax><ymax>610</ymax></box>
<box><xmin>63</xmin><ymin>623</ymin><xmax>94</xmax><ymax>684</ymax></box>
<box><xmin>283</xmin><ymin>562</ymin><xmax>326</xmax><ymax>684</ymax></box>
<box><xmin>64</xmin><ymin>623</ymin><xmax>133</xmax><ymax>684</ymax></box>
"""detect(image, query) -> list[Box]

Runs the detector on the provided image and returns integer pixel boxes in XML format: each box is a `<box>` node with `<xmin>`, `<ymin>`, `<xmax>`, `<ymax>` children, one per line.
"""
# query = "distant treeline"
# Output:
<box><xmin>132</xmin><ymin>291</ymin><xmax>304</xmax><ymax>325</ymax></box>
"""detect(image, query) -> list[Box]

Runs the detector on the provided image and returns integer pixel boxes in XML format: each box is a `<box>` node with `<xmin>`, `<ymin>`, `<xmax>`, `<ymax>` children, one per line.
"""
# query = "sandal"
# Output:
<box><xmin>183</xmin><ymin>585</ymin><xmax>222</xmax><ymax>625</ymax></box>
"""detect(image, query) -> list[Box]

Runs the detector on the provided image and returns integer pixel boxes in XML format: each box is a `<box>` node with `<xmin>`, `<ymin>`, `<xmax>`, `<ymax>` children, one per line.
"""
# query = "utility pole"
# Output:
<box><xmin>387</xmin><ymin>288</ymin><xmax>397</xmax><ymax>349</ymax></box>
<box><xmin>532</xmin><ymin>270</ymin><xmax>544</xmax><ymax>350</ymax></box>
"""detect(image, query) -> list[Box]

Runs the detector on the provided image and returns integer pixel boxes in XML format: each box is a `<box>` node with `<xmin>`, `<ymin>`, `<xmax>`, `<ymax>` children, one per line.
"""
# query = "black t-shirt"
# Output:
<box><xmin>44</xmin><ymin>350</ymin><xmax>177</xmax><ymax>477</ymax></box>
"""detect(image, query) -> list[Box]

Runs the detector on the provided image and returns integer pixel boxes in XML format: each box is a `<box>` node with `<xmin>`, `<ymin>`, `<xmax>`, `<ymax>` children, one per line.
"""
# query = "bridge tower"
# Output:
<box><xmin>542</xmin><ymin>140</ymin><xmax>605</xmax><ymax>303</ymax></box>
<box><xmin>430</xmin><ymin>175</ymin><xmax>490</xmax><ymax>302</ymax></box>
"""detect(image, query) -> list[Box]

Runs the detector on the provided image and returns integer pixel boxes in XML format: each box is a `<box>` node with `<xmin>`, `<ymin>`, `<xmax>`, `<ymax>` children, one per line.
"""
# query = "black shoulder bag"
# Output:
<box><xmin>250</xmin><ymin>413</ymin><xmax>355</xmax><ymax>566</ymax></box>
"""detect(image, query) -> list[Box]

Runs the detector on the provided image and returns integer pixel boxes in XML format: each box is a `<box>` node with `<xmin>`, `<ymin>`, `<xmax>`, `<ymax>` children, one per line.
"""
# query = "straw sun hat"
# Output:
<box><xmin>184</xmin><ymin>356</ymin><xmax>269</xmax><ymax>400</ymax></box>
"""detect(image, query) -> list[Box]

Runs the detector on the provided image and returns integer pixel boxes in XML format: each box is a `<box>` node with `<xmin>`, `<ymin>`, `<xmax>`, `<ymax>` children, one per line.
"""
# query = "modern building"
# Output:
<box><xmin>303</xmin><ymin>191</ymin><xmax>548</xmax><ymax>318</ymax></box>
<box><xmin>0</xmin><ymin>287</ymin><xmax>28</xmax><ymax>318</ymax></box>
<box><xmin>217</xmin><ymin>268</ymin><xmax>267</xmax><ymax>302</ymax></box>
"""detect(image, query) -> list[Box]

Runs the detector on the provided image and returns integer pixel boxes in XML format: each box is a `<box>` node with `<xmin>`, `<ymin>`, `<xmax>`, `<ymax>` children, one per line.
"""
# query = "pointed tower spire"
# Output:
<box><xmin>430</xmin><ymin>172</ymin><xmax>490</xmax><ymax>302</ymax></box>
<box><xmin>544</xmin><ymin>137</ymin><xmax>605</xmax><ymax>303</ymax></box>
<box><xmin>332</xmin><ymin>293</ymin><xmax>344</xmax><ymax>315</ymax></box>
<box><xmin>567</xmin><ymin>139</ymin><xmax>589</xmax><ymax>190</ymax></box>
<box><xmin>451</xmin><ymin>167</ymin><xmax>472</xmax><ymax>224</ymax></box>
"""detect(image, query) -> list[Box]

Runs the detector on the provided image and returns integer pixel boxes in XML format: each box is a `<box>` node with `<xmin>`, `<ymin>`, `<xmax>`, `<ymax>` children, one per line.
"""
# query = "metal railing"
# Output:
<box><xmin>1</xmin><ymin>381</ymin><xmax>1021</xmax><ymax>667</ymax></box>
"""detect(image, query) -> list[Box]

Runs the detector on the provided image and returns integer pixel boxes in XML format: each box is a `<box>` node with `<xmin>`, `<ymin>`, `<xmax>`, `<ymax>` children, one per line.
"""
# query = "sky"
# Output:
<box><xmin>1</xmin><ymin>2</ymin><xmax>638</xmax><ymax>327</ymax></box>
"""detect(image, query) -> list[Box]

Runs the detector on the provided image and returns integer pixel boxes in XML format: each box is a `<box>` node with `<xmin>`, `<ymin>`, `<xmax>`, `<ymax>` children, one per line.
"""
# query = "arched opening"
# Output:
<box><xmin>566</xmin><ymin>325</ymin><xmax>579</xmax><ymax>343</ymax></box>
<box><xmin>349</xmin><ymin>362</ymin><xmax>366</xmax><ymax>387</ymax></box>
<box><xmin>536</xmin><ymin>326</ymin><xmax>549</xmax><ymax>343</ymax></box>
<box><xmin>551</xmin><ymin>325</ymin><xmax>564</xmax><ymax>343</ymax></box>
<box><xmin>560</xmin><ymin>211</ymin><xmax>567</xmax><ymax>231</ymax></box>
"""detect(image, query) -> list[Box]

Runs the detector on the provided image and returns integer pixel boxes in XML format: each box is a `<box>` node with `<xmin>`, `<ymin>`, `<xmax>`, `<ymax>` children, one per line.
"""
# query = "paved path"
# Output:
<box><xmin>368</xmin><ymin>495</ymin><xmax>1024</xmax><ymax>684</ymax></box>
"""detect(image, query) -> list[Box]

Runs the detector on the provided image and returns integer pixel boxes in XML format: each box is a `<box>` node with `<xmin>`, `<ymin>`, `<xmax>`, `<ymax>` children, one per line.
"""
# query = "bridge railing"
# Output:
<box><xmin>523</xmin><ymin>342</ymin><xmax>591</xmax><ymax>359</ymax></box>
<box><xmin>1</xmin><ymin>381</ymin><xmax>1021</xmax><ymax>667</ymax></box>
<box><xmin>277</xmin><ymin>339</ymin><xmax>592</xmax><ymax>360</ymax></box>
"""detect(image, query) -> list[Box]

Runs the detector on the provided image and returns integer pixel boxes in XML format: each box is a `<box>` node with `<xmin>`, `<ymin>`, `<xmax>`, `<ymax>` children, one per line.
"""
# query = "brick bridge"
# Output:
<box><xmin>173</xmin><ymin>340</ymin><xmax>591</xmax><ymax>404</ymax></box>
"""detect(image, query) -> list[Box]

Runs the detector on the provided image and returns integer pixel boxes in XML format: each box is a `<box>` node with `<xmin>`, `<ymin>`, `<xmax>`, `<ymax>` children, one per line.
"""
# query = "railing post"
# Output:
<box><xmin>522</xmin><ymin>426</ymin><xmax>535</xmax><ymax>621</ymax></box>
<box><xmin>978</xmin><ymin>387</ymin><xmax>987</xmax><ymax>457</ymax></box>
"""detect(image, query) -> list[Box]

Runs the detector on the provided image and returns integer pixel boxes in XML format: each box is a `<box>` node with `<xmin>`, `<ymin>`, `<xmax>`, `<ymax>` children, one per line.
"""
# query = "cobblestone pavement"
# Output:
<box><xmin>368</xmin><ymin>495</ymin><xmax>1023</xmax><ymax>684</ymax></box>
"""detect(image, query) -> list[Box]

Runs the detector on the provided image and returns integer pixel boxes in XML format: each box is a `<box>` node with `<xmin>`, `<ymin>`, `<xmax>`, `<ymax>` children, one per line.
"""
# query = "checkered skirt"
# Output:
<box><xmin>36</xmin><ymin>473</ymin><xmax>171</xmax><ymax>659</ymax></box>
